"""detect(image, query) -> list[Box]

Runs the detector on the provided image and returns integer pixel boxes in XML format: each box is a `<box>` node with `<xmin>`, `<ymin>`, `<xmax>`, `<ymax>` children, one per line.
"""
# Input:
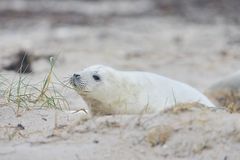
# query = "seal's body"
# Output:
<box><xmin>70</xmin><ymin>65</ymin><xmax>215</xmax><ymax>115</ymax></box>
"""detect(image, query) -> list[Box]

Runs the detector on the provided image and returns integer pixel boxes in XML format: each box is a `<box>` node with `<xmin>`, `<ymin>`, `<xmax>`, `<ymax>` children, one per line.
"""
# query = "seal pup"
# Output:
<box><xmin>70</xmin><ymin>65</ymin><xmax>215</xmax><ymax>115</ymax></box>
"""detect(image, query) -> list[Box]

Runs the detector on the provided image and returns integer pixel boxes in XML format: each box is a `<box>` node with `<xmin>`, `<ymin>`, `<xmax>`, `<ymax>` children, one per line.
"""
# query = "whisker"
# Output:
<box><xmin>57</xmin><ymin>79</ymin><xmax>74</xmax><ymax>90</ymax></box>
<box><xmin>64</xmin><ymin>76</ymin><xmax>72</xmax><ymax>79</ymax></box>
<box><xmin>64</xmin><ymin>82</ymin><xmax>71</xmax><ymax>86</ymax></box>
<box><xmin>63</xmin><ymin>79</ymin><xmax>70</xmax><ymax>83</ymax></box>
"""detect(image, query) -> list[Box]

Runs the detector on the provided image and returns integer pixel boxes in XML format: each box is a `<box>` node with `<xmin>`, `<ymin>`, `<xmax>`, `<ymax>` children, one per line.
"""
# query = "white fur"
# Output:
<box><xmin>71</xmin><ymin>65</ymin><xmax>215</xmax><ymax>115</ymax></box>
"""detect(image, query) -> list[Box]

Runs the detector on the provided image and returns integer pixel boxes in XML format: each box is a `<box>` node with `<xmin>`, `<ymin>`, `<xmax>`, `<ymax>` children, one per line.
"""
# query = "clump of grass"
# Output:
<box><xmin>206</xmin><ymin>90</ymin><xmax>240</xmax><ymax>113</ymax></box>
<box><xmin>0</xmin><ymin>56</ymin><xmax>69</xmax><ymax>116</ymax></box>
<box><xmin>146</xmin><ymin>125</ymin><xmax>173</xmax><ymax>147</ymax></box>
<box><xmin>226</xmin><ymin>103</ymin><xmax>240</xmax><ymax>113</ymax></box>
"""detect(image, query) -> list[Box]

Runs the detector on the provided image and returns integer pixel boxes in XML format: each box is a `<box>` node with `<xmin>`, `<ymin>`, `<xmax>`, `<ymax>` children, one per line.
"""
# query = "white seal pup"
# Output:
<box><xmin>70</xmin><ymin>65</ymin><xmax>215</xmax><ymax>115</ymax></box>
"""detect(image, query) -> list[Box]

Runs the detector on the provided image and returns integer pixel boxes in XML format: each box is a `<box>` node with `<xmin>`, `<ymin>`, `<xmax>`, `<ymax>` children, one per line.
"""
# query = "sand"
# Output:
<box><xmin>1</xmin><ymin>0</ymin><xmax>240</xmax><ymax>159</ymax></box>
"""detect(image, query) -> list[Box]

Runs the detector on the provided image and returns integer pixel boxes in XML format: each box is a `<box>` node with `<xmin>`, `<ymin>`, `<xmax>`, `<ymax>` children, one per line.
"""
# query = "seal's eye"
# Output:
<box><xmin>92</xmin><ymin>75</ymin><xmax>100</xmax><ymax>81</ymax></box>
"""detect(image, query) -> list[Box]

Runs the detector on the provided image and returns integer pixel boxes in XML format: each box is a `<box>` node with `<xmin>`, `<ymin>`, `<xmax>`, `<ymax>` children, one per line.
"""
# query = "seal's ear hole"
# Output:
<box><xmin>92</xmin><ymin>75</ymin><xmax>101</xmax><ymax>81</ymax></box>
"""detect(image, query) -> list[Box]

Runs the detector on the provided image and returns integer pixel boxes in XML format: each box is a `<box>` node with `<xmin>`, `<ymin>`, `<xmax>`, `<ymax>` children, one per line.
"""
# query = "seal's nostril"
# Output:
<box><xmin>73</xmin><ymin>74</ymin><xmax>81</xmax><ymax>79</ymax></box>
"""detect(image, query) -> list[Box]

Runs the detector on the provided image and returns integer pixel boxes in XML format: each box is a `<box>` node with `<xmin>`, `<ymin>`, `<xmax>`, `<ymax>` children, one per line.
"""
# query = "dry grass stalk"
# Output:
<box><xmin>146</xmin><ymin>125</ymin><xmax>173</xmax><ymax>147</ymax></box>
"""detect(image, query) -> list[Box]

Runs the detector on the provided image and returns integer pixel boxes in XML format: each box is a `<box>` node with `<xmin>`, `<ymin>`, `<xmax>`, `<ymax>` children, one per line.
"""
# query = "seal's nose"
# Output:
<box><xmin>73</xmin><ymin>74</ymin><xmax>81</xmax><ymax>79</ymax></box>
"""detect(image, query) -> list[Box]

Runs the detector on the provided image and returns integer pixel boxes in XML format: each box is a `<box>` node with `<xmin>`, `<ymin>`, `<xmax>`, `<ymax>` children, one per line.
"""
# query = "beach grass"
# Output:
<box><xmin>0</xmin><ymin>56</ymin><xmax>69</xmax><ymax>116</ymax></box>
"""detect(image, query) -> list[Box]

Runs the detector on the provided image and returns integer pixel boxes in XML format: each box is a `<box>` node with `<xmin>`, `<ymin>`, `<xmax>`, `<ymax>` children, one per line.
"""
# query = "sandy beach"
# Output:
<box><xmin>1</xmin><ymin>0</ymin><xmax>240</xmax><ymax>159</ymax></box>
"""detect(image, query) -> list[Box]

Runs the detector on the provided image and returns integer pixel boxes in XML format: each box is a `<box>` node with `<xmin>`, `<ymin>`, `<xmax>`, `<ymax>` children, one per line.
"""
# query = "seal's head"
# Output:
<box><xmin>70</xmin><ymin>65</ymin><xmax>117</xmax><ymax>98</ymax></box>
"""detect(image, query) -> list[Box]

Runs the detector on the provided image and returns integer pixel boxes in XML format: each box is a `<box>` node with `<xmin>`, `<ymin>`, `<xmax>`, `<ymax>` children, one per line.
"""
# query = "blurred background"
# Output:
<box><xmin>0</xmin><ymin>0</ymin><xmax>240</xmax><ymax>90</ymax></box>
